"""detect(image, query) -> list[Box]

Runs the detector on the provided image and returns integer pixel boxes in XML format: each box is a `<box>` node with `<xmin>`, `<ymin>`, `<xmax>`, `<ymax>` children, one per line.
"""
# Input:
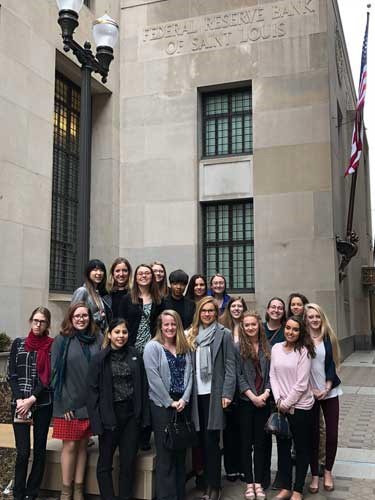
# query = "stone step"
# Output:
<box><xmin>35</xmin><ymin>437</ymin><xmax>156</xmax><ymax>500</ymax></box>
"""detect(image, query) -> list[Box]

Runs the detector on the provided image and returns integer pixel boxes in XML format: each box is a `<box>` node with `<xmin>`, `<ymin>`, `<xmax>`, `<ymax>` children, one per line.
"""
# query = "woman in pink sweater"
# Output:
<box><xmin>270</xmin><ymin>316</ymin><xmax>315</xmax><ymax>500</ymax></box>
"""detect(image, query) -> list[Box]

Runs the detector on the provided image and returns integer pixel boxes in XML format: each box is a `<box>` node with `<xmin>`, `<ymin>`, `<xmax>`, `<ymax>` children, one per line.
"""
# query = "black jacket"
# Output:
<box><xmin>164</xmin><ymin>295</ymin><xmax>196</xmax><ymax>329</ymax></box>
<box><xmin>324</xmin><ymin>336</ymin><xmax>341</xmax><ymax>389</ymax></box>
<box><xmin>118</xmin><ymin>294</ymin><xmax>165</xmax><ymax>346</ymax></box>
<box><xmin>87</xmin><ymin>345</ymin><xmax>149</xmax><ymax>435</ymax></box>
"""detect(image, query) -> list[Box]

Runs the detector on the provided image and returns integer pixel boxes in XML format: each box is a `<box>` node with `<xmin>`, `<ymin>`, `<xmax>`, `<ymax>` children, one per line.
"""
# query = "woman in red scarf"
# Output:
<box><xmin>8</xmin><ymin>306</ymin><xmax>53</xmax><ymax>500</ymax></box>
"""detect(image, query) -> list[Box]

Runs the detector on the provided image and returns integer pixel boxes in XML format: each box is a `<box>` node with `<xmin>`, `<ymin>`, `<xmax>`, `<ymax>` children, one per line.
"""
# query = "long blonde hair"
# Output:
<box><xmin>239</xmin><ymin>311</ymin><xmax>270</xmax><ymax>361</ymax></box>
<box><xmin>305</xmin><ymin>303</ymin><xmax>341</xmax><ymax>368</ymax></box>
<box><xmin>154</xmin><ymin>310</ymin><xmax>191</xmax><ymax>355</ymax></box>
<box><xmin>186</xmin><ymin>296</ymin><xmax>219</xmax><ymax>349</ymax></box>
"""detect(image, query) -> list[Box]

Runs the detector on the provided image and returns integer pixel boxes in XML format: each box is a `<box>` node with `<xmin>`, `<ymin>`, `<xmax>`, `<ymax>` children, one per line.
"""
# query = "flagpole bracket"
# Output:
<box><xmin>336</xmin><ymin>232</ymin><xmax>359</xmax><ymax>281</ymax></box>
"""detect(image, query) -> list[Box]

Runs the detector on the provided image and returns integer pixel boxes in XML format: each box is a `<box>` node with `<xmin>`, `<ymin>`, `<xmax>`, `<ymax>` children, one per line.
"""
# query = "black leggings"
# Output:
<box><xmin>12</xmin><ymin>404</ymin><xmax>52</xmax><ymax>500</ymax></box>
<box><xmin>198</xmin><ymin>395</ymin><xmax>221</xmax><ymax>489</ymax></box>
<box><xmin>238</xmin><ymin>399</ymin><xmax>270</xmax><ymax>484</ymax></box>
<box><xmin>277</xmin><ymin>408</ymin><xmax>312</xmax><ymax>493</ymax></box>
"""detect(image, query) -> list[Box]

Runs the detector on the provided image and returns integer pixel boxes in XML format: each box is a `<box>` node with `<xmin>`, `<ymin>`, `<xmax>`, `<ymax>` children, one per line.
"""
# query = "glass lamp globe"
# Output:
<box><xmin>92</xmin><ymin>14</ymin><xmax>119</xmax><ymax>49</ymax></box>
<box><xmin>56</xmin><ymin>0</ymin><xmax>84</xmax><ymax>13</ymax></box>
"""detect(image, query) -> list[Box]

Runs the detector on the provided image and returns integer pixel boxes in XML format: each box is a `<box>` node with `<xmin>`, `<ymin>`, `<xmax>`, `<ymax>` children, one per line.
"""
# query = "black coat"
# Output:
<box><xmin>118</xmin><ymin>294</ymin><xmax>165</xmax><ymax>346</ymax></box>
<box><xmin>87</xmin><ymin>345</ymin><xmax>149</xmax><ymax>435</ymax></box>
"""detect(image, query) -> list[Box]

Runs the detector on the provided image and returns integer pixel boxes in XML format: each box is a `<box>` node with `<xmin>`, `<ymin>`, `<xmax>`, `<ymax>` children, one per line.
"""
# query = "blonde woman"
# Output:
<box><xmin>305</xmin><ymin>303</ymin><xmax>342</xmax><ymax>494</ymax></box>
<box><xmin>143</xmin><ymin>310</ymin><xmax>192</xmax><ymax>500</ymax></box>
<box><xmin>187</xmin><ymin>296</ymin><xmax>236</xmax><ymax>500</ymax></box>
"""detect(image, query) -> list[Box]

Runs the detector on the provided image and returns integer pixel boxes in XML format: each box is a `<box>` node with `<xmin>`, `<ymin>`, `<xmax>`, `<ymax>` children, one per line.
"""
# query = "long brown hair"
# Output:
<box><xmin>239</xmin><ymin>311</ymin><xmax>270</xmax><ymax>360</ymax></box>
<box><xmin>107</xmin><ymin>257</ymin><xmax>133</xmax><ymax>292</ymax></box>
<box><xmin>154</xmin><ymin>310</ymin><xmax>191</xmax><ymax>355</ymax></box>
<box><xmin>60</xmin><ymin>302</ymin><xmax>98</xmax><ymax>337</ymax></box>
<box><xmin>186</xmin><ymin>296</ymin><xmax>219</xmax><ymax>349</ymax></box>
<box><xmin>219</xmin><ymin>296</ymin><xmax>248</xmax><ymax>332</ymax></box>
<box><xmin>150</xmin><ymin>261</ymin><xmax>169</xmax><ymax>298</ymax></box>
<box><xmin>131</xmin><ymin>264</ymin><xmax>162</xmax><ymax>305</ymax></box>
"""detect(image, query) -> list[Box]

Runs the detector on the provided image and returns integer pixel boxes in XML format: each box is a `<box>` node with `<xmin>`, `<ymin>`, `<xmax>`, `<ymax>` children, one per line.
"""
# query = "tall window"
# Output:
<box><xmin>49</xmin><ymin>73</ymin><xmax>80</xmax><ymax>292</ymax></box>
<box><xmin>203</xmin><ymin>200</ymin><xmax>254</xmax><ymax>292</ymax></box>
<box><xmin>202</xmin><ymin>88</ymin><xmax>252</xmax><ymax>157</ymax></box>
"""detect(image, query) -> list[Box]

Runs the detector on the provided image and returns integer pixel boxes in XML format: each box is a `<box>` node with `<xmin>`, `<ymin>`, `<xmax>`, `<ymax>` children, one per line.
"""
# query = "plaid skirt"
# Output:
<box><xmin>52</xmin><ymin>417</ymin><xmax>92</xmax><ymax>441</ymax></box>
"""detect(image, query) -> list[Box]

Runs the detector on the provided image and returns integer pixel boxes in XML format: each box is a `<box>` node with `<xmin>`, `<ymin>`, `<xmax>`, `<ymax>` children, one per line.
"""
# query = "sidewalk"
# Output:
<box><xmin>187</xmin><ymin>350</ymin><xmax>375</xmax><ymax>500</ymax></box>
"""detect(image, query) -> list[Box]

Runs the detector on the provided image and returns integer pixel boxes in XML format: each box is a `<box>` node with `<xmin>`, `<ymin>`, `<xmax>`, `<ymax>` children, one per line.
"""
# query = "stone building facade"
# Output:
<box><xmin>0</xmin><ymin>0</ymin><xmax>372</xmax><ymax>355</ymax></box>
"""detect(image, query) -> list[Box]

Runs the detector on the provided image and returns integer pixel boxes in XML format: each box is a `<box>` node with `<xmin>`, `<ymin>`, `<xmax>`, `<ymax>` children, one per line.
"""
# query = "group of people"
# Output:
<box><xmin>8</xmin><ymin>258</ymin><xmax>342</xmax><ymax>500</ymax></box>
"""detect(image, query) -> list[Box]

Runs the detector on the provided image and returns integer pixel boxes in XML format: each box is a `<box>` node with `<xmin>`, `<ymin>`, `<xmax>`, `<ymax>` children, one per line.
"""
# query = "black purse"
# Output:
<box><xmin>264</xmin><ymin>411</ymin><xmax>292</xmax><ymax>439</ymax></box>
<box><xmin>164</xmin><ymin>410</ymin><xmax>199</xmax><ymax>451</ymax></box>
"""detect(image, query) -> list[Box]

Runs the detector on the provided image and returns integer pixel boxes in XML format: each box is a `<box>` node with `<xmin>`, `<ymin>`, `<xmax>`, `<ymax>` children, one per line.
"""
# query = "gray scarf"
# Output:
<box><xmin>195</xmin><ymin>322</ymin><xmax>217</xmax><ymax>382</ymax></box>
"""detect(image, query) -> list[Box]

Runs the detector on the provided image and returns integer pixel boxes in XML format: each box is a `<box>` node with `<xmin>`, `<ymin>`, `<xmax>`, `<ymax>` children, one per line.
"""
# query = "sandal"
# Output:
<box><xmin>254</xmin><ymin>483</ymin><xmax>266</xmax><ymax>499</ymax></box>
<box><xmin>244</xmin><ymin>484</ymin><xmax>255</xmax><ymax>500</ymax></box>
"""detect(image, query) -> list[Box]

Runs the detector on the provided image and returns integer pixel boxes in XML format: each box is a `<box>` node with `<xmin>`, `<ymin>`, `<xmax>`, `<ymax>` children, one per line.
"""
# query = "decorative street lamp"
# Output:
<box><xmin>55</xmin><ymin>0</ymin><xmax>119</xmax><ymax>282</ymax></box>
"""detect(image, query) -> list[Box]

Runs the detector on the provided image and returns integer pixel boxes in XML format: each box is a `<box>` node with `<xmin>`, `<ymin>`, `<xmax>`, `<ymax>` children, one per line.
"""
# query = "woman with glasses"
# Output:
<box><xmin>8</xmin><ymin>307</ymin><xmax>53</xmax><ymax>500</ymax></box>
<box><xmin>51</xmin><ymin>302</ymin><xmax>103</xmax><ymax>500</ymax></box>
<box><xmin>208</xmin><ymin>274</ymin><xmax>231</xmax><ymax>315</ymax></box>
<box><xmin>187</xmin><ymin>297</ymin><xmax>236</xmax><ymax>500</ymax></box>
<box><xmin>71</xmin><ymin>259</ymin><xmax>109</xmax><ymax>333</ymax></box>
<box><xmin>119</xmin><ymin>264</ymin><xmax>165</xmax><ymax>353</ymax></box>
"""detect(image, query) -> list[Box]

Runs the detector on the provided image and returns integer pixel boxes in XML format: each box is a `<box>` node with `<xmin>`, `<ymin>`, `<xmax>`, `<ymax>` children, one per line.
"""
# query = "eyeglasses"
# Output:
<box><xmin>32</xmin><ymin>319</ymin><xmax>47</xmax><ymax>326</ymax></box>
<box><xmin>137</xmin><ymin>271</ymin><xmax>152</xmax><ymax>277</ymax></box>
<box><xmin>201</xmin><ymin>309</ymin><xmax>216</xmax><ymax>314</ymax></box>
<box><xmin>73</xmin><ymin>314</ymin><xmax>89</xmax><ymax>320</ymax></box>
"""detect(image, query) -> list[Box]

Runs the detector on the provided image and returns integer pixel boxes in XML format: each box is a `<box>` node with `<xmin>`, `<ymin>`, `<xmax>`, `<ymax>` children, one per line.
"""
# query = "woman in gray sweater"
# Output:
<box><xmin>52</xmin><ymin>302</ymin><xmax>102</xmax><ymax>500</ymax></box>
<box><xmin>187</xmin><ymin>297</ymin><xmax>236</xmax><ymax>500</ymax></box>
<box><xmin>143</xmin><ymin>309</ymin><xmax>192</xmax><ymax>500</ymax></box>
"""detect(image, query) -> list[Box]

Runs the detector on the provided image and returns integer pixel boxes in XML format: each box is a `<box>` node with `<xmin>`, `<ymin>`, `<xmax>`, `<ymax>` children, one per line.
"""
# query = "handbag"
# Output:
<box><xmin>164</xmin><ymin>410</ymin><xmax>199</xmax><ymax>451</ymax></box>
<box><xmin>264</xmin><ymin>411</ymin><xmax>292</xmax><ymax>439</ymax></box>
<box><xmin>14</xmin><ymin>409</ymin><xmax>33</xmax><ymax>424</ymax></box>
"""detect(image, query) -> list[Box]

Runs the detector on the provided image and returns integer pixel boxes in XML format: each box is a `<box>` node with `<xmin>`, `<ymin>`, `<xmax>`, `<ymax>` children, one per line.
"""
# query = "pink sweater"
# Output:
<box><xmin>270</xmin><ymin>343</ymin><xmax>314</xmax><ymax>411</ymax></box>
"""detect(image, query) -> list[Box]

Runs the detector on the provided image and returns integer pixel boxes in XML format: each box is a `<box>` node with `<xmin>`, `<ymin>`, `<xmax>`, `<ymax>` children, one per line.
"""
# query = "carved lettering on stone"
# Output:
<box><xmin>139</xmin><ymin>0</ymin><xmax>317</xmax><ymax>58</ymax></box>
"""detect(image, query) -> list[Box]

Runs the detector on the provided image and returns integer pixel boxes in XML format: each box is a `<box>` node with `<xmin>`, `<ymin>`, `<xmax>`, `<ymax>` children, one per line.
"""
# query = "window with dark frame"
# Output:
<box><xmin>84</xmin><ymin>0</ymin><xmax>91</xmax><ymax>7</ymax></box>
<box><xmin>202</xmin><ymin>200</ymin><xmax>255</xmax><ymax>292</ymax></box>
<box><xmin>49</xmin><ymin>73</ymin><xmax>81</xmax><ymax>293</ymax></box>
<box><xmin>202</xmin><ymin>88</ymin><xmax>253</xmax><ymax>157</ymax></box>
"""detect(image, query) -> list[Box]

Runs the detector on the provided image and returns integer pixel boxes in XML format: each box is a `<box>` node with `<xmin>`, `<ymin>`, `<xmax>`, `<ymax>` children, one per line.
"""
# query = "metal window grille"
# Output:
<box><xmin>202</xmin><ymin>88</ymin><xmax>253</xmax><ymax>157</ymax></box>
<box><xmin>203</xmin><ymin>200</ymin><xmax>255</xmax><ymax>292</ymax></box>
<box><xmin>49</xmin><ymin>73</ymin><xmax>80</xmax><ymax>292</ymax></box>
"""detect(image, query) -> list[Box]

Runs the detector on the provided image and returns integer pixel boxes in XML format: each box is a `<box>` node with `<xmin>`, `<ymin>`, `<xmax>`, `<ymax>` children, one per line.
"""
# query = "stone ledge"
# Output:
<box><xmin>37</xmin><ymin>437</ymin><xmax>155</xmax><ymax>499</ymax></box>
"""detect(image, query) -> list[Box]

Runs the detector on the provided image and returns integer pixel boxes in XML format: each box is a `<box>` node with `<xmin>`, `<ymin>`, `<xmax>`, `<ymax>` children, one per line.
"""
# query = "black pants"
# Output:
<box><xmin>151</xmin><ymin>402</ymin><xmax>187</xmax><ymax>500</ymax></box>
<box><xmin>239</xmin><ymin>399</ymin><xmax>270</xmax><ymax>484</ymax></box>
<box><xmin>97</xmin><ymin>401</ymin><xmax>140</xmax><ymax>500</ymax></box>
<box><xmin>278</xmin><ymin>408</ymin><xmax>312</xmax><ymax>493</ymax></box>
<box><xmin>223</xmin><ymin>402</ymin><xmax>242</xmax><ymax>475</ymax></box>
<box><xmin>198</xmin><ymin>395</ymin><xmax>221</xmax><ymax>489</ymax></box>
<box><xmin>12</xmin><ymin>404</ymin><xmax>52</xmax><ymax>500</ymax></box>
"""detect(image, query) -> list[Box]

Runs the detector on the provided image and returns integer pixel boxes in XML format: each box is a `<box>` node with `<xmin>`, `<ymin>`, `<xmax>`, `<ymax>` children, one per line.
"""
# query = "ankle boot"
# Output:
<box><xmin>60</xmin><ymin>483</ymin><xmax>73</xmax><ymax>500</ymax></box>
<box><xmin>73</xmin><ymin>482</ymin><xmax>85</xmax><ymax>500</ymax></box>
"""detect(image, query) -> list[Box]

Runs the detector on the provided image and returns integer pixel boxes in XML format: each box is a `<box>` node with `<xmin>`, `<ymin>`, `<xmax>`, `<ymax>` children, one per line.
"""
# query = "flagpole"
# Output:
<box><xmin>336</xmin><ymin>6</ymin><xmax>370</xmax><ymax>280</ymax></box>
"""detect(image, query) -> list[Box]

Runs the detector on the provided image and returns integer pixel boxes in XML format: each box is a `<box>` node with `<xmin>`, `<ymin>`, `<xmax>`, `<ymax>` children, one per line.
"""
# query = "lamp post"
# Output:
<box><xmin>56</xmin><ymin>0</ymin><xmax>119</xmax><ymax>282</ymax></box>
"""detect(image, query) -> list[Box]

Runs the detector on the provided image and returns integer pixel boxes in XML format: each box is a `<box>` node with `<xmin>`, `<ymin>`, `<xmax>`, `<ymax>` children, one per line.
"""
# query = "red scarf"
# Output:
<box><xmin>25</xmin><ymin>330</ymin><xmax>54</xmax><ymax>387</ymax></box>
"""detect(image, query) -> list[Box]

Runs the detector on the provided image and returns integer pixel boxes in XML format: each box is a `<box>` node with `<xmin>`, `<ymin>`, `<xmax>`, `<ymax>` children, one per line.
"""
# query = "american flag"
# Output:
<box><xmin>345</xmin><ymin>12</ymin><xmax>370</xmax><ymax>176</ymax></box>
